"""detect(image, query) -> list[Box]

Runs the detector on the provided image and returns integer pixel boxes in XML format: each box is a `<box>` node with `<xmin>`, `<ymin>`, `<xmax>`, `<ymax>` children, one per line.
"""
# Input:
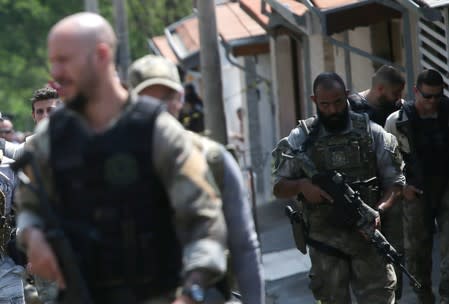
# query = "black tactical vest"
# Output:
<box><xmin>349</xmin><ymin>93</ymin><xmax>400</xmax><ymax>127</ymax></box>
<box><xmin>400</xmin><ymin>99</ymin><xmax>449</xmax><ymax>179</ymax></box>
<box><xmin>49</xmin><ymin>97</ymin><xmax>182</xmax><ymax>296</ymax></box>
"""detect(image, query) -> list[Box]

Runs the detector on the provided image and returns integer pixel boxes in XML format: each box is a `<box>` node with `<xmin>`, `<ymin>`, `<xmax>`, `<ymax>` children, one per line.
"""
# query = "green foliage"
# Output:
<box><xmin>126</xmin><ymin>0</ymin><xmax>192</xmax><ymax>58</ymax></box>
<box><xmin>0</xmin><ymin>0</ymin><xmax>192</xmax><ymax>131</ymax></box>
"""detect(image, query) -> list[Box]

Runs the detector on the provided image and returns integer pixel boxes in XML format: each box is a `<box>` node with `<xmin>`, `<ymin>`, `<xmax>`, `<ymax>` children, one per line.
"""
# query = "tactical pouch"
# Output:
<box><xmin>285</xmin><ymin>202</ymin><xmax>308</xmax><ymax>254</ymax></box>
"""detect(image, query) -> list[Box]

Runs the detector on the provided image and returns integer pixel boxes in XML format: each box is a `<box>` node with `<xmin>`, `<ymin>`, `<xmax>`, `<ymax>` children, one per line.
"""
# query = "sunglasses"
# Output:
<box><xmin>418</xmin><ymin>88</ymin><xmax>444</xmax><ymax>99</ymax></box>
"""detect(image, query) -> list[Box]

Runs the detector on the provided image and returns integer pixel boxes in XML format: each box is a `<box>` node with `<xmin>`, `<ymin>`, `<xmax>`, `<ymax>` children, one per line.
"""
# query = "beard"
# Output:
<box><xmin>66</xmin><ymin>93</ymin><xmax>89</xmax><ymax>113</ymax></box>
<box><xmin>378</xmin><ymin>95</ymin><xmax>399</xmax><ymax>113</ymax></box>
<box><xmin>317</xmin><ymin>106</ymin><xmax>349</xmax><ymax>133</ymax></box>
<box><xmin>65</xmin><ymin>61</ymin><xmax>97</xmax><ymax>113</ymax></box>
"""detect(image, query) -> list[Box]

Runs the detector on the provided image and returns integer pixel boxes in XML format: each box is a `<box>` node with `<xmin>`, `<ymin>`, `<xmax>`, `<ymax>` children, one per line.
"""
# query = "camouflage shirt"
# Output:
<box><xmin>273</xmin><ymin>113</ymin><xmax>405</xmax><ymax>190</ymax></box>
<box><xmin>15</xmin><ymin>102</ymin><xmax>227</xmax><ymax>284</ymax></box>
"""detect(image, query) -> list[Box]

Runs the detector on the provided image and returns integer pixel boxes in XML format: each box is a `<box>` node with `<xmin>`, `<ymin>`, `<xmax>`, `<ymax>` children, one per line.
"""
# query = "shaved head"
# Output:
<box><xmin>49</xmin><ymin>12</ymin><xmax>117</xmax><ymax>56</ymax></box>
<box><xmin>48</xmin><ymin>12</ymin><xmax>118</xmax><ymax>106</ymax></box>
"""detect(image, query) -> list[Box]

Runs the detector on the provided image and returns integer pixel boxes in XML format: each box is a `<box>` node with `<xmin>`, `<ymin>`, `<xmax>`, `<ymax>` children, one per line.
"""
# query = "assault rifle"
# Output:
<box><xmin>11</xmin><ymin>151</ymin><xmax>93</xmax><ymax>304</ymax></box>
<box><xmin>282</xmin><ymin>150</ymin><xmax>422</xmax><ymax>289</ymax></box>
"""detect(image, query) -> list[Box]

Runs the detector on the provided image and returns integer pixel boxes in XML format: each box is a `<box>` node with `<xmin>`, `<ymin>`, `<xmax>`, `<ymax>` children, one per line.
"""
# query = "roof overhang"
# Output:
<box><xmin>305</xmin><ymin>0</ymin><xmax>402</xmax><ymax>35</ymax></box>
<box><xmin>421</xmin><ymin>0</ymin><xmax>449</xmax><ymax>8</ymax></box>
<box><xmin>239</xmin><ymin>0</ymin><xmax>270</xmax><ymax>28</ymax></box>
<box><xmin>165</xmin><ymin>17</ymin><xmax>201</xmax><ymax>70</ymax></box>
<box><xmin>264</xmin><ymin>0</ymin><xmax>310</xmax><ymax>34</ymax></box>
<box><xmin>265</xmin><ymin>0</ymin><xmax>442</xmax><ymax>36</ymax></box>
<box><xmin>162</xmin><ymin>2</ymin><xmax>269</xmax><ymax>69</ymax></box>
<box><xmin>148</xmin><ymin>35</ymin><xmax>179</xmax><ymax>64</ymax></box>
<box><xmin>322</xmin><ymin>1</ymin><xmax>401</xmax><ymax>35</ymax></box>
<box><xmin>394</xmin><ymin>0</ymin><xmax>443</xmax><ymax>20</ymax></box>
<box><xmin>223</xmin><ymin>35</ymin><xmax>270</xmax><ymax>57</ymax></box>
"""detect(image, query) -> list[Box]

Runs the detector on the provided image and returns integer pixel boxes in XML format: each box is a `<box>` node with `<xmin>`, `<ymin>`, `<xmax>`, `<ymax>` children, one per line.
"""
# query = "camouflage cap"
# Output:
<box><xmin>128</xmin><ymin>55</ymin><xmax>183</xmax><ymax>94</ymax></box>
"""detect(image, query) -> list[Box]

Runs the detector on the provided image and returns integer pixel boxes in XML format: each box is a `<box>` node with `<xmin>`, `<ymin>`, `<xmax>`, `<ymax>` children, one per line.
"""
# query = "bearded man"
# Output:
<box><xmin>272</xmin><ymin>72</ymin><xmax>405</xmax><ymax>303</ymax></box>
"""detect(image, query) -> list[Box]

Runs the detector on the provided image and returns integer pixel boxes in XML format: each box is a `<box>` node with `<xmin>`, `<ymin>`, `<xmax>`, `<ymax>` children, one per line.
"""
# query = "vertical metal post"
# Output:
<box><xmin>113</xmin><ymin>0</ymin><xmax>131</xmax><ymax>83</ymax></box>
<box><xmin>402</xmin><ymin>10</ymin><xmax>415</xmax><ymax>100</ymax></box>
<box><xmin>343</xmin><ymin>31</ymin><xmax>353</xmax><ymax>90</ymax></box>
<box><xmin>302</xmin><ymin>36</ymin><xmax>313</xmax><ymax>116</ymax></box>
<box><xmin>84</xmin><ymin>0</ymin><xmax>99</xmax><ymax>12</ymax></box>
<box><xmin>198</xmin><ymin>0</ymin><xmax>228</xmax><ymax>144</ymax></box>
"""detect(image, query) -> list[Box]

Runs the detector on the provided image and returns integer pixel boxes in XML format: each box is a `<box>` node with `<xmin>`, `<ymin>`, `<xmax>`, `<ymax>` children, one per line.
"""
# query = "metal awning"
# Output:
<box><xmin>300</xmin><ymin>0</ymin><xmax>403</xmax><ymax>35</ymax></box>
<box><xmin>395</xmin><ymin>0</ymin><xmax>443</xmax><ymax>20</ymax></box>
<box><xmin>164</xmin><ymin>16</ymin><xmax>201</xmax><ymax>70</ymax></box>
<box><xmin>264</xmin><ymin>0</ymin><xmax>443</xmax><ymax>35</ymax></box>
<box><xmin>263</xmin><ymin>0</ymin><xmax>402</xmax><ymax>35</ymax></box>
<box><xmin>264</xmin><ymin>0</ymin><xmax>309</xmax><ymax>33</ymax></box>
<box><xmin>148</xmin><ymin>36</ymin><xmax>179</xmax><ymax>64</ymax></box>
<box><xmin>163</xmin><ymin>2</ymin><xmax>269</xmax><ymax>69</ymax></box>
<box><xmin>223</xmin><ymin>35</ymin><xmax>270</xmax><ymax>57</ymax></box>
<box><xmin>263</xmin><ymin>0</ymin><xmax>423</xmax><ymax>98</ymax></box>
<box><xmin>420</xmin><ymin>0</ymin><xmax>449</xmax><ymax>8</ymax></box>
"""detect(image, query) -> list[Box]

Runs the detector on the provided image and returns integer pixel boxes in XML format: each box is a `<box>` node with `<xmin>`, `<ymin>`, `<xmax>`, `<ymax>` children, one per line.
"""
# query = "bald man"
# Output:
<box><xmin>15</xmin><ymin>12</ymin><xmax>227</xmax><ymax>304</ymax></box>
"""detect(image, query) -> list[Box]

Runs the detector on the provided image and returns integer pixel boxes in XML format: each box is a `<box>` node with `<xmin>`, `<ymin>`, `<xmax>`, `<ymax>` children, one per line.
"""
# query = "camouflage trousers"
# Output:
<box><xmin>381</xmin><ymin>201</ymin><xmax>404</xmax><ymax>301</ymax></box>
<box><xmin>403</xmin><ymin>177</ymin><xmax>449</xmax><ymax>304</ymax></box>
<box><xmin>305</xmin><ymin>205</ymin><xmax>396</xmax><ymax>304</ymax></box>
<box><xmin>308</xmin><ymin>246</ymin><xmax>396</xmax><ymax>304</ymax></box>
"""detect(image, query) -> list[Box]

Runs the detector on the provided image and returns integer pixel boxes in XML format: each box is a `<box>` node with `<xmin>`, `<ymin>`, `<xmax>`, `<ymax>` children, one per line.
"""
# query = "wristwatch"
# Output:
<box><xmin>182</xmin><ymin>284</ymin><xmax>205</xmax><ymax>303</ymax></box>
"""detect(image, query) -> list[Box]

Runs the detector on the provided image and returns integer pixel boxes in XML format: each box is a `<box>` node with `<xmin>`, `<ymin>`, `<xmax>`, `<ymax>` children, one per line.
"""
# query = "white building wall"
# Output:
<box><xmin>308</xmin><ymin>34</ymin><xmax>326</xmax><ymax>84</ymax></box>
<box><xmin>333</xmin><ymin>32</ymin><xmax>348</xmax><ymax>84</ymax></box>
<box><xmin>219</xmin><ymin>44</ymin><xmax>244</xmax><ymax>140</ymax></box>
<box><xmin>234</xmin><ymin>53</ymin><xmax>275</xmax><ymax>205</ymax></box>
<box><xmin>331</xmin><ymin>28</ymin><xmax>375</xmax><ymax>92</ymax></box>
<box><xmin>218</xmin><ymin>45</ymin><xmax>275</xmax><ymax>205</ymax></box>
<box><xmin>348</xmin><ymin>27</ymin><xmax>375</xmax><ymax>92</ymax></box>
<box><xmin>269</xmin><ymin>36</ymin><xmax>282</xmax><ymax>139</ymax></box>
<box><xmin>254</xmin><ymin>53</ymin><xmax>276</xmax><ymax>205</ymax></box>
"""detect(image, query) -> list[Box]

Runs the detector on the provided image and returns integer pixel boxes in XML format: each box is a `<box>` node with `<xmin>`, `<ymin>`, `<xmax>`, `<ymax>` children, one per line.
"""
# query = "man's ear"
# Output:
<box><xmin>311</xmin><ymin>95</ymin><xmax>317</xmax><ymax>103</ymax></box>
<box><xmin>96</xmin><ymin>43</ymin><xmax>111</xmax><ymax>65</ymax></box>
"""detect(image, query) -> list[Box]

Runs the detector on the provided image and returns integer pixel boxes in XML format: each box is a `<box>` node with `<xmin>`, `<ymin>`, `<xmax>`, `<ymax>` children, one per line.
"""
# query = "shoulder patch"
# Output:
<box><xmin>297</xmin><ymin>117</ymin><xmax>316</xmax><ymax>135</ymax></box>
<box><xmin>384</xmin><ymin>133</ymin><xmax>403</xmax><ymax>169</ymax></box>
<box><xmin>272</xmin><ymin>138</ymin><xmax>293</xmax><ymax>172</ymax></box>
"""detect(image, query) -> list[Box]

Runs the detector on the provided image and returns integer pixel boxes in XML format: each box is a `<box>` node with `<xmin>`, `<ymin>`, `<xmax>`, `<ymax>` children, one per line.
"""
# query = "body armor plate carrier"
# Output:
<box><xmin>49</xmin><ymin>97</ymin><xmax>182</xmax><ymax>297</ymax></box>
<box><xmin>300</xmin><ymin>112</ymin><xmax>379</xmax><ymax>227</ymax></box>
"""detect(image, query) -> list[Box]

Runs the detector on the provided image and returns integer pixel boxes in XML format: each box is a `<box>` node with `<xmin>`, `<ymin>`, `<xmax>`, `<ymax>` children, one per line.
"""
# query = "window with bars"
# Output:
<box><xmin>418</xmin><ymin>7</ymin><xmax>449</xmax><ymax>95</ymax></box>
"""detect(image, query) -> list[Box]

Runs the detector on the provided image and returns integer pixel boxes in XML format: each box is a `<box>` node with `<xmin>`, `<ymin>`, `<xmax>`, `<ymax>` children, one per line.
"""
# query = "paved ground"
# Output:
<box><xmin>256</xmin><ymin>200</ymin><xmax>441</xmax><ymax>304</ymax></box>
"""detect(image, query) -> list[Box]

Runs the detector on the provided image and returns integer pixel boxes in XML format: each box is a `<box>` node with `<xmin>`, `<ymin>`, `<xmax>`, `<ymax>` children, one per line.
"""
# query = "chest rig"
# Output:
<box><xmin>49</xmin><ymin>98</ymin><xmax>182</xmax><ymax>296</ymax></box>
<box><xmin>398</xmin><ymin>99</ymin><xmax>449</xmax><ymax>181</ymax></box>
<box><xmin>303</xmin><ymin>112</ymin><xmax>378</xmax><ymax>206</ymax></box>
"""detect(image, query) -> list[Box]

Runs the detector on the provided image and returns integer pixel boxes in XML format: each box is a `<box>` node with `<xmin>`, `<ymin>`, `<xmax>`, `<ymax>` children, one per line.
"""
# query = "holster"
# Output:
<box><xmin>285</xmin><ymin>202</ymin><xmax>308</xmax><ymax>254</ymax></box>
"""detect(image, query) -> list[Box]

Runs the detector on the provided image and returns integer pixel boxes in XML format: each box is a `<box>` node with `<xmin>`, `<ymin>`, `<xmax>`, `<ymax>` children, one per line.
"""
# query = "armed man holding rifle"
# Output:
<box><xmin>13</xmin><ymin>12</ymin><xmax>227</xmax><ymax>304</ymax></box>
<box><xmin>272</xmin><ymin>72</ymin><xmax>405</xmax><ymax>303</ymax></box>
